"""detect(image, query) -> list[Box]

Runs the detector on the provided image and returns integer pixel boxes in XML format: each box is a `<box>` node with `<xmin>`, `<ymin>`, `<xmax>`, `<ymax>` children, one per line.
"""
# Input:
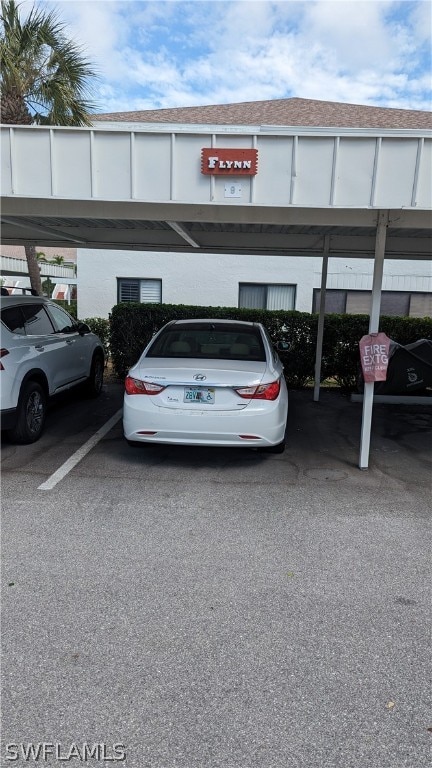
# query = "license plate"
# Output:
<box><xmin>184</xmin><ymin>386</ymin><xmax>215</xmax><ymax>404</ymax></box>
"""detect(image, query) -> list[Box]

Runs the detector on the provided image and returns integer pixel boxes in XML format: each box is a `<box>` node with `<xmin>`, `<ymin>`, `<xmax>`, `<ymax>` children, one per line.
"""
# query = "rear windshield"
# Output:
<box><xmin>147</xmin><ymin>323</ymin><xmax>266</xmax><ymax>361</ymax></box>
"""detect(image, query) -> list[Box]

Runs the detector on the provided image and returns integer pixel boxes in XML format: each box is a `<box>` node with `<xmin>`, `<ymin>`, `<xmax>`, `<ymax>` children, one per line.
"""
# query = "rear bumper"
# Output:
<box><xmin>1</xmin><ymin>408</ymin><xmax>17</xmax><ymax>431</ymax></box>
<box><xmin>123</xmin><ymin>396</ymin><xmax>287</xmax><ymax>447</ymax></box>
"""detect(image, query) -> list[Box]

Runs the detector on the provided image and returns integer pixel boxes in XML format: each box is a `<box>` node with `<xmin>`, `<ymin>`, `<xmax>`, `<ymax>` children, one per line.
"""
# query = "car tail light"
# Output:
<box><xmin>0</xmin><ymin>348</ymin><xmax>9</xmax><ymax>370</ymax></box>
<box><xmin>125</xmin><ymin>376</ymin><xmax>166</xmax><ymax>395</ymax></box>
<box><xmin>234</xmin><ymin>379</ymin><xmax>281</xmax><ymax>401</ymax></box>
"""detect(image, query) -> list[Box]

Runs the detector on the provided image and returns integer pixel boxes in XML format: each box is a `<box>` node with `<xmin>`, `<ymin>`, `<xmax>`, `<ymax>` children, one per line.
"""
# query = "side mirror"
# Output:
<box><xmin>275</xmin><ymin>340</ymin><xmax>290</xmax><ymax>352</ymax></box>
<box><xmin>78</xmin><ymin>322</ymin><xmax>91</xmax><ymax>336</ymax></box>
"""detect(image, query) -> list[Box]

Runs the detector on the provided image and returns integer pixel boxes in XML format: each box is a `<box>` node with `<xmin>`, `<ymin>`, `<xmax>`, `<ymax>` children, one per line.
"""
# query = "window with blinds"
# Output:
<box><xmin>239</xmin><ymin>283</ymin><xmax>296</xmax><ymax>311</ymax></box>
<box><xmin>118</xmin><ymin>279</ymin><xmax>161</xmax><ymax>304</ymax></box>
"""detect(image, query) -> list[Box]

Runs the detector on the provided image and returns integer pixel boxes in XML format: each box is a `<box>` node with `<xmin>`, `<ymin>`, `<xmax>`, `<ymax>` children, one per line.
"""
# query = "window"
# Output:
<box><xmin>313</xmin><ymin>290</ymin><xmax>430</xmax><ymax>317</ymax></box>
<box><xmin>313</xmin><ymin>289</ymin><xmax>346</xmax><ymax>314</ymax></box>
<box><xmin>21</xmin><ymin>304</ymin><xmax>55</xmax><ymax>335</ymax></box>
<box><xmin>343</xmin><ymin>292</ymin><xmax>412</xmax><ymax>315</ymax></box>
<box><xmin>47</xmin><ymin>304</ymin><xmax>77</xmax><ymax>333</ymax></box>
<box><xmin>147</xmin><ymin>323</ymin><xmax>266</xmax><ymax>361</ymax></box>
<box><xmin>239</xmin><ymin>283</ymin><xmax>296</xmax><ymax>311</ymax></box>
<box><xmin>1</xmin><ymin>306</ymin><xmax>26</xmax><ymax>335</ymax></box>
<box><xmin>409</xmin><ymin>293</ymin><xmax>432</xmax><ymax>318</ymax></box>
<box><xmin>118</xmin><ymin>278</ymin><xmax>161</xmax><ymax>304</ymax></box>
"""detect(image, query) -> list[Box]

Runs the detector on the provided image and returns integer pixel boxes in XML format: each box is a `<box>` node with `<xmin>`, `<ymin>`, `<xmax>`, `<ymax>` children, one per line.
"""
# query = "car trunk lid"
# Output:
<box><xmin>131</xmin><ymin>358</ymin><xmax>267</xmax><ymax>410</ymax></box>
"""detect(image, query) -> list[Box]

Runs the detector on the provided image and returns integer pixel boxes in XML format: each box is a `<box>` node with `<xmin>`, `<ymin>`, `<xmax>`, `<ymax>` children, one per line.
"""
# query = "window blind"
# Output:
<box><xmin>140</xmin><ymin>280</ymin><xmax>161</xmax><ymax>303</ymax></box>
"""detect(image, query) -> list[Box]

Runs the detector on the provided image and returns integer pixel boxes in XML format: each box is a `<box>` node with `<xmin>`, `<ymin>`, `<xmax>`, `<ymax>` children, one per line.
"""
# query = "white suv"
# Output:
<box><xmin>1</xmin><ymin>294</ymin><xmax>104</xmax><ymax>443</ymax></box>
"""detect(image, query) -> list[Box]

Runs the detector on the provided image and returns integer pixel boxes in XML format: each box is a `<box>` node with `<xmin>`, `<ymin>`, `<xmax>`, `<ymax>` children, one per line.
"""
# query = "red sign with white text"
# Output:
<box><xmin>359</xmin><ymin>333</ymin><xmax>391</xmax><ymax>382</ymax></box>
<box><xmin>201</xmin><ymin>148</ymin><xmax>258</xmax><ymax>175</ymax></box>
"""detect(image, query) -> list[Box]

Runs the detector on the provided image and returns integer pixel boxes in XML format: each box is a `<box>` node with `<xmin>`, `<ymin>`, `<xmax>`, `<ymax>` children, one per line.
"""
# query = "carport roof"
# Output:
<box><xmin>1</xmin><ymin>98</ymin><xmax>431</xmax><ymax>255</ymax></box>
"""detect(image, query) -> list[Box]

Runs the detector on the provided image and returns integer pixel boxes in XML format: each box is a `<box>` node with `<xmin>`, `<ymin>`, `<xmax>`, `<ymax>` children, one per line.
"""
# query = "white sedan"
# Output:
<box><xmin>123</xmin><ymin>319</ymin><xmax>288</xmax><ymax>452</ymax></box>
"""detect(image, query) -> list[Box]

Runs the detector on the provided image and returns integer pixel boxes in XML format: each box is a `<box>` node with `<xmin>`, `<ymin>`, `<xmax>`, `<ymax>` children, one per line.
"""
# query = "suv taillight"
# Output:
<box><xmin>234</xmin><ymin>379</ymin><xmax>281</xmax><ymax>401</ymax></box>
<box><xmin>0</xmin><ymin>348</ymin><xmax>9</xmax><ymax>370</ymax></box>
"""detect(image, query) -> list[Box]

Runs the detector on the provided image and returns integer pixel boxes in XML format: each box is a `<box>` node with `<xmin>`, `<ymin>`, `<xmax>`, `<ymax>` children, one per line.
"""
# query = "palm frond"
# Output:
<box><xmin>1</xmin><ymin>0</ymin><xmax>98</xmax><ymax>126</ymax></box>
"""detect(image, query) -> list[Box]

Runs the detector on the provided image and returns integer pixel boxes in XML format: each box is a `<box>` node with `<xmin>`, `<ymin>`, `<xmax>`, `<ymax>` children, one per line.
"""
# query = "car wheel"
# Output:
<box><xmin>84</xmin><ymin>353</ymin><xmax>104</xmax><ymax>398</ymax></box>
<box><xmin>258</xmin><ymin>439</ymin><xmax>286</xmax><ymax>454</ymax></box>
<box><xmin>9</xmin><ymin>381</ymin><xmax>47</xmax><ymax>444</ymax></box>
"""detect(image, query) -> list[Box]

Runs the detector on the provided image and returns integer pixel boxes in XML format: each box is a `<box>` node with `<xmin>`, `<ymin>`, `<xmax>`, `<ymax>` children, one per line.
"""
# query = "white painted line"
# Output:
<box><xmin>38</xmin><ymin>409</ymin><xmax>123</xmax><ymax>491</ymax></box>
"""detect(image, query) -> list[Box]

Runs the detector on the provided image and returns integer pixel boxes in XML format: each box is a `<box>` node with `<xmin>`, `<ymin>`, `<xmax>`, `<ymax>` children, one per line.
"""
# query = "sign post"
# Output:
<box><xmin>359</xmin><ymin>210</ymin><xmax>388</xmax><ymax>469</ymax></box>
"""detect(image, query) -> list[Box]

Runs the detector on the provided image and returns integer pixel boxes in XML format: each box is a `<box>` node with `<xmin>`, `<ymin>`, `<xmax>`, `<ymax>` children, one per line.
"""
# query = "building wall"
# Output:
<box><xmin>1</xmin><ymin>245</ymin><xmax>77</xmax><ymax>262</ymax></box>
<box><xmin>77</xmin><ymin>250</ymin><xmax>321</xmax><ymax>318</ymax></box>
<box><xmin>77</xmin><ymin>248</ymin><xmax>432</xmax><ymax>319</ymax></box>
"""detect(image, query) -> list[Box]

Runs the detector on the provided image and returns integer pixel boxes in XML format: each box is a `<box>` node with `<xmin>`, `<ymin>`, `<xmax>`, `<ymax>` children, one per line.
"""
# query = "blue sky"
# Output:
<box><xmin>39</xmin><ymin>0</ymin><xmax>431</xmax><ymax>113</ymax></box>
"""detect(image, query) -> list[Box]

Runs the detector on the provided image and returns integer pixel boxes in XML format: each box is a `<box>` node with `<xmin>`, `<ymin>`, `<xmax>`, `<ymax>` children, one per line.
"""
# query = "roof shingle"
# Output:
<box><xmin>92</xmin><ymin>97</ymin><xmax>432</xmax><ymax>129</ymax></box>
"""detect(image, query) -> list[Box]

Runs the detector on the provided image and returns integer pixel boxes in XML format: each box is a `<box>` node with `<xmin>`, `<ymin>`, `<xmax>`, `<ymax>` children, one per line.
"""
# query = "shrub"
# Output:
<box><xmin>81</xmin><ymin>317</ymin><xmax>110</xmax><ymax>361</ymax></box>
<box><xmin>109</xmin><ymin>303</ymin><xmax>432</xmax><ymax>389</ymax></box>
<box><xmin>54</xmin><ymin>299</ymin><xmax>77</xmax><ymax>318</ymax></box>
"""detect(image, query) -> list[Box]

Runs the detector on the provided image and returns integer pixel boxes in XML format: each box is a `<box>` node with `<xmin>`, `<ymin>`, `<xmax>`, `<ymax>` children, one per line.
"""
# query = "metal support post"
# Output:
<box><xmin>359</xmin><ymin>210</ymin><xmax>388</xmax><ymax>469</ymax></box>
<box><xmin>313</xmin><ymin>235</ymin><xmax>330</xmax><ymax>402</ymax></box>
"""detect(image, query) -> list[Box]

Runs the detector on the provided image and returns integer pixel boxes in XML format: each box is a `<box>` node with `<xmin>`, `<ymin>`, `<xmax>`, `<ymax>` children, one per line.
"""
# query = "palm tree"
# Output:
<box><xmin>0</xmin><ymin>0</ymin><xmax>98</xmax><ymax>293</ymax></box>
<box><xmin>50</xmin><ymin>254</ymin><xmax>65</xmax><ymax>266</ymax></box>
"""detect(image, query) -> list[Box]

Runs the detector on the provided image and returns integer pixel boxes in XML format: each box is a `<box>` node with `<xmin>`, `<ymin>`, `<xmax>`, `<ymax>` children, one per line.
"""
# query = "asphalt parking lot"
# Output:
<box><xmin>1</xmin><ymin>377</ymin><xmax>431</xmax><ymax>768</ymax></box>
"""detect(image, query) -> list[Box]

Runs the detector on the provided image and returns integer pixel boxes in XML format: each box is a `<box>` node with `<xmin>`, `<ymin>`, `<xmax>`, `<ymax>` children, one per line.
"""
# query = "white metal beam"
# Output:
<box><xmin>359</xmin><ymin>210</ymin><xmax>389</xmax><ymax>470</ymax></box>
<box><xmin>313</xmin><ymin>235</ymin><xmax>330</xmax><ymax>401</ymax></box>
<box><xmin>166</xmin><ymin>221</ymin><xmax>200</xmax><ymax>248</ymax></box>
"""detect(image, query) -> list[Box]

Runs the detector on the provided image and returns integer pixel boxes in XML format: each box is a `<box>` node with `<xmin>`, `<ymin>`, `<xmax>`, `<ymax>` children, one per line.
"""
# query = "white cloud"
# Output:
<box><xmin>38</xmin><ymin>0</ymin><xmax>431</xmax><ymax>112</ymax></box>
<box><xmin>301</xmin><ymin>1</ymin><xmax>398</xmax><ymax>70</ymax></box>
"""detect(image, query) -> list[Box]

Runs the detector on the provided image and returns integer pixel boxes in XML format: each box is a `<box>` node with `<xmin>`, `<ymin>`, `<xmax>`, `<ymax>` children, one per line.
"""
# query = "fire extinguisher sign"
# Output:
<box><xmin>359</xmin><ymin>333</ymin><xmax>391</xmax><ymax>383</ymax></box>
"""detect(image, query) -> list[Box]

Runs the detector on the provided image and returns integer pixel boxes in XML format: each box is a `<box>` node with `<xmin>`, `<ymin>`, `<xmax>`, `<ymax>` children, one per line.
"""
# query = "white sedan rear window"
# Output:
<box><xmin>148</xmin><ymin>324</ymin><xmax>266</xmax><ymax>361</ymax></box>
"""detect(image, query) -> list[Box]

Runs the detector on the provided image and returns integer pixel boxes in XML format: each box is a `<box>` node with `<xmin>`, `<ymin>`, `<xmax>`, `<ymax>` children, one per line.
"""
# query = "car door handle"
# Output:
<box><xmin>66</xmin><ymin>339</ymin><xmax>75</xmax><ymax>345</ymax></box>
<box><xmin>34</xmin><ymin>344</ymin><xmax>44</xmax><ymax>352</ymax></box>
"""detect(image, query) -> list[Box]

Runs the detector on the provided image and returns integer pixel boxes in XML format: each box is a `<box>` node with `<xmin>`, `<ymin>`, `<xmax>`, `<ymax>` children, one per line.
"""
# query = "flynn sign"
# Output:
<box><xmin>201</xmin><ymin>148</ymin><xmax>258</xmax><ymax>175</ymax></box>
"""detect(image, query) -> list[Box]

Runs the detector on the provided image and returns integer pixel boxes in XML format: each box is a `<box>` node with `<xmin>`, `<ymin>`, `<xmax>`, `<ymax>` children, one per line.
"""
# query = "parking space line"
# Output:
<box><xmin>38</xmin><ymin>409</ymin><xmax>123</xmax><ymax>491</ymax></box>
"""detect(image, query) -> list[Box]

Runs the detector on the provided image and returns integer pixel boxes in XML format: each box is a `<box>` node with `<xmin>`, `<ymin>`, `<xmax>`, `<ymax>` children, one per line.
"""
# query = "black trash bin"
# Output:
<box><xmin>373</xmin><ymin>338</ymin><xmax>432</xmax><ymax>395</ymax></box>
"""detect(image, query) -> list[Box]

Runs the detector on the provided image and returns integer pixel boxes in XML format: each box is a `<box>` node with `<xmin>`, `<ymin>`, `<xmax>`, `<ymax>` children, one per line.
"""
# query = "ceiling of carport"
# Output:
<box><xmin>1</xmin><ymin>214</ymin><xmax>431</xmax><ymax>259</ymax></box>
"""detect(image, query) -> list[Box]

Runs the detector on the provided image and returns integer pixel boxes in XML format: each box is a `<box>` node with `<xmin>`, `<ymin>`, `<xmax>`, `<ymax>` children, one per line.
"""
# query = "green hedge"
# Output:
<box><xmin>109</xmin><ymin>303</ymin><xmax>432</xmax><ymax>389</ymax></box>
<box><xmin>54</xmin><ymin>299</ymin><xmax>77</xmax><ymax>318</ymax></box>
<box><xmin>81</xmin><ymin>317</ymin><xmax>111</xmax><ymax>361</ymax></box>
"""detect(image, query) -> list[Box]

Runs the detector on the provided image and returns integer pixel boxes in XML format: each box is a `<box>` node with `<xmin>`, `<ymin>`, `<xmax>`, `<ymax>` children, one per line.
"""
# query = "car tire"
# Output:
<box><xmin>8</xmin><ymin>381</ymin><xmax>47</xmax><ymax>444</ymax></box>
<box><xmin>84</xmin><ymin>353</ymin><xmax>104</xmax><ymax>398</ymax></box>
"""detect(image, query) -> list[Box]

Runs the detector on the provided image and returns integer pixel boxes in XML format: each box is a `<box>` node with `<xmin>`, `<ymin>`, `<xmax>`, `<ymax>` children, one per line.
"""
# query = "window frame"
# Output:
<box><xmin>117</xmin><ymin>278</ymin><xmax>162</xmax><ymax>304</ymax></box>
<box><xmin>238</xmin><ymin>282</ymin><xmax>297</xmax><ymax>311</ymax></box>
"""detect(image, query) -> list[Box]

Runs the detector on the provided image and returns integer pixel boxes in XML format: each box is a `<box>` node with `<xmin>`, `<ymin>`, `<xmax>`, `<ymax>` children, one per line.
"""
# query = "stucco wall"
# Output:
<box><xmin>77</xmin><ymin>249</ymin><xmax>432</xmax><ymax>319</ymax></box>
<box><xmin>77</xmin><ymin>250</ymin><xmax>321</xmax><ymax>318</ymax></box>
